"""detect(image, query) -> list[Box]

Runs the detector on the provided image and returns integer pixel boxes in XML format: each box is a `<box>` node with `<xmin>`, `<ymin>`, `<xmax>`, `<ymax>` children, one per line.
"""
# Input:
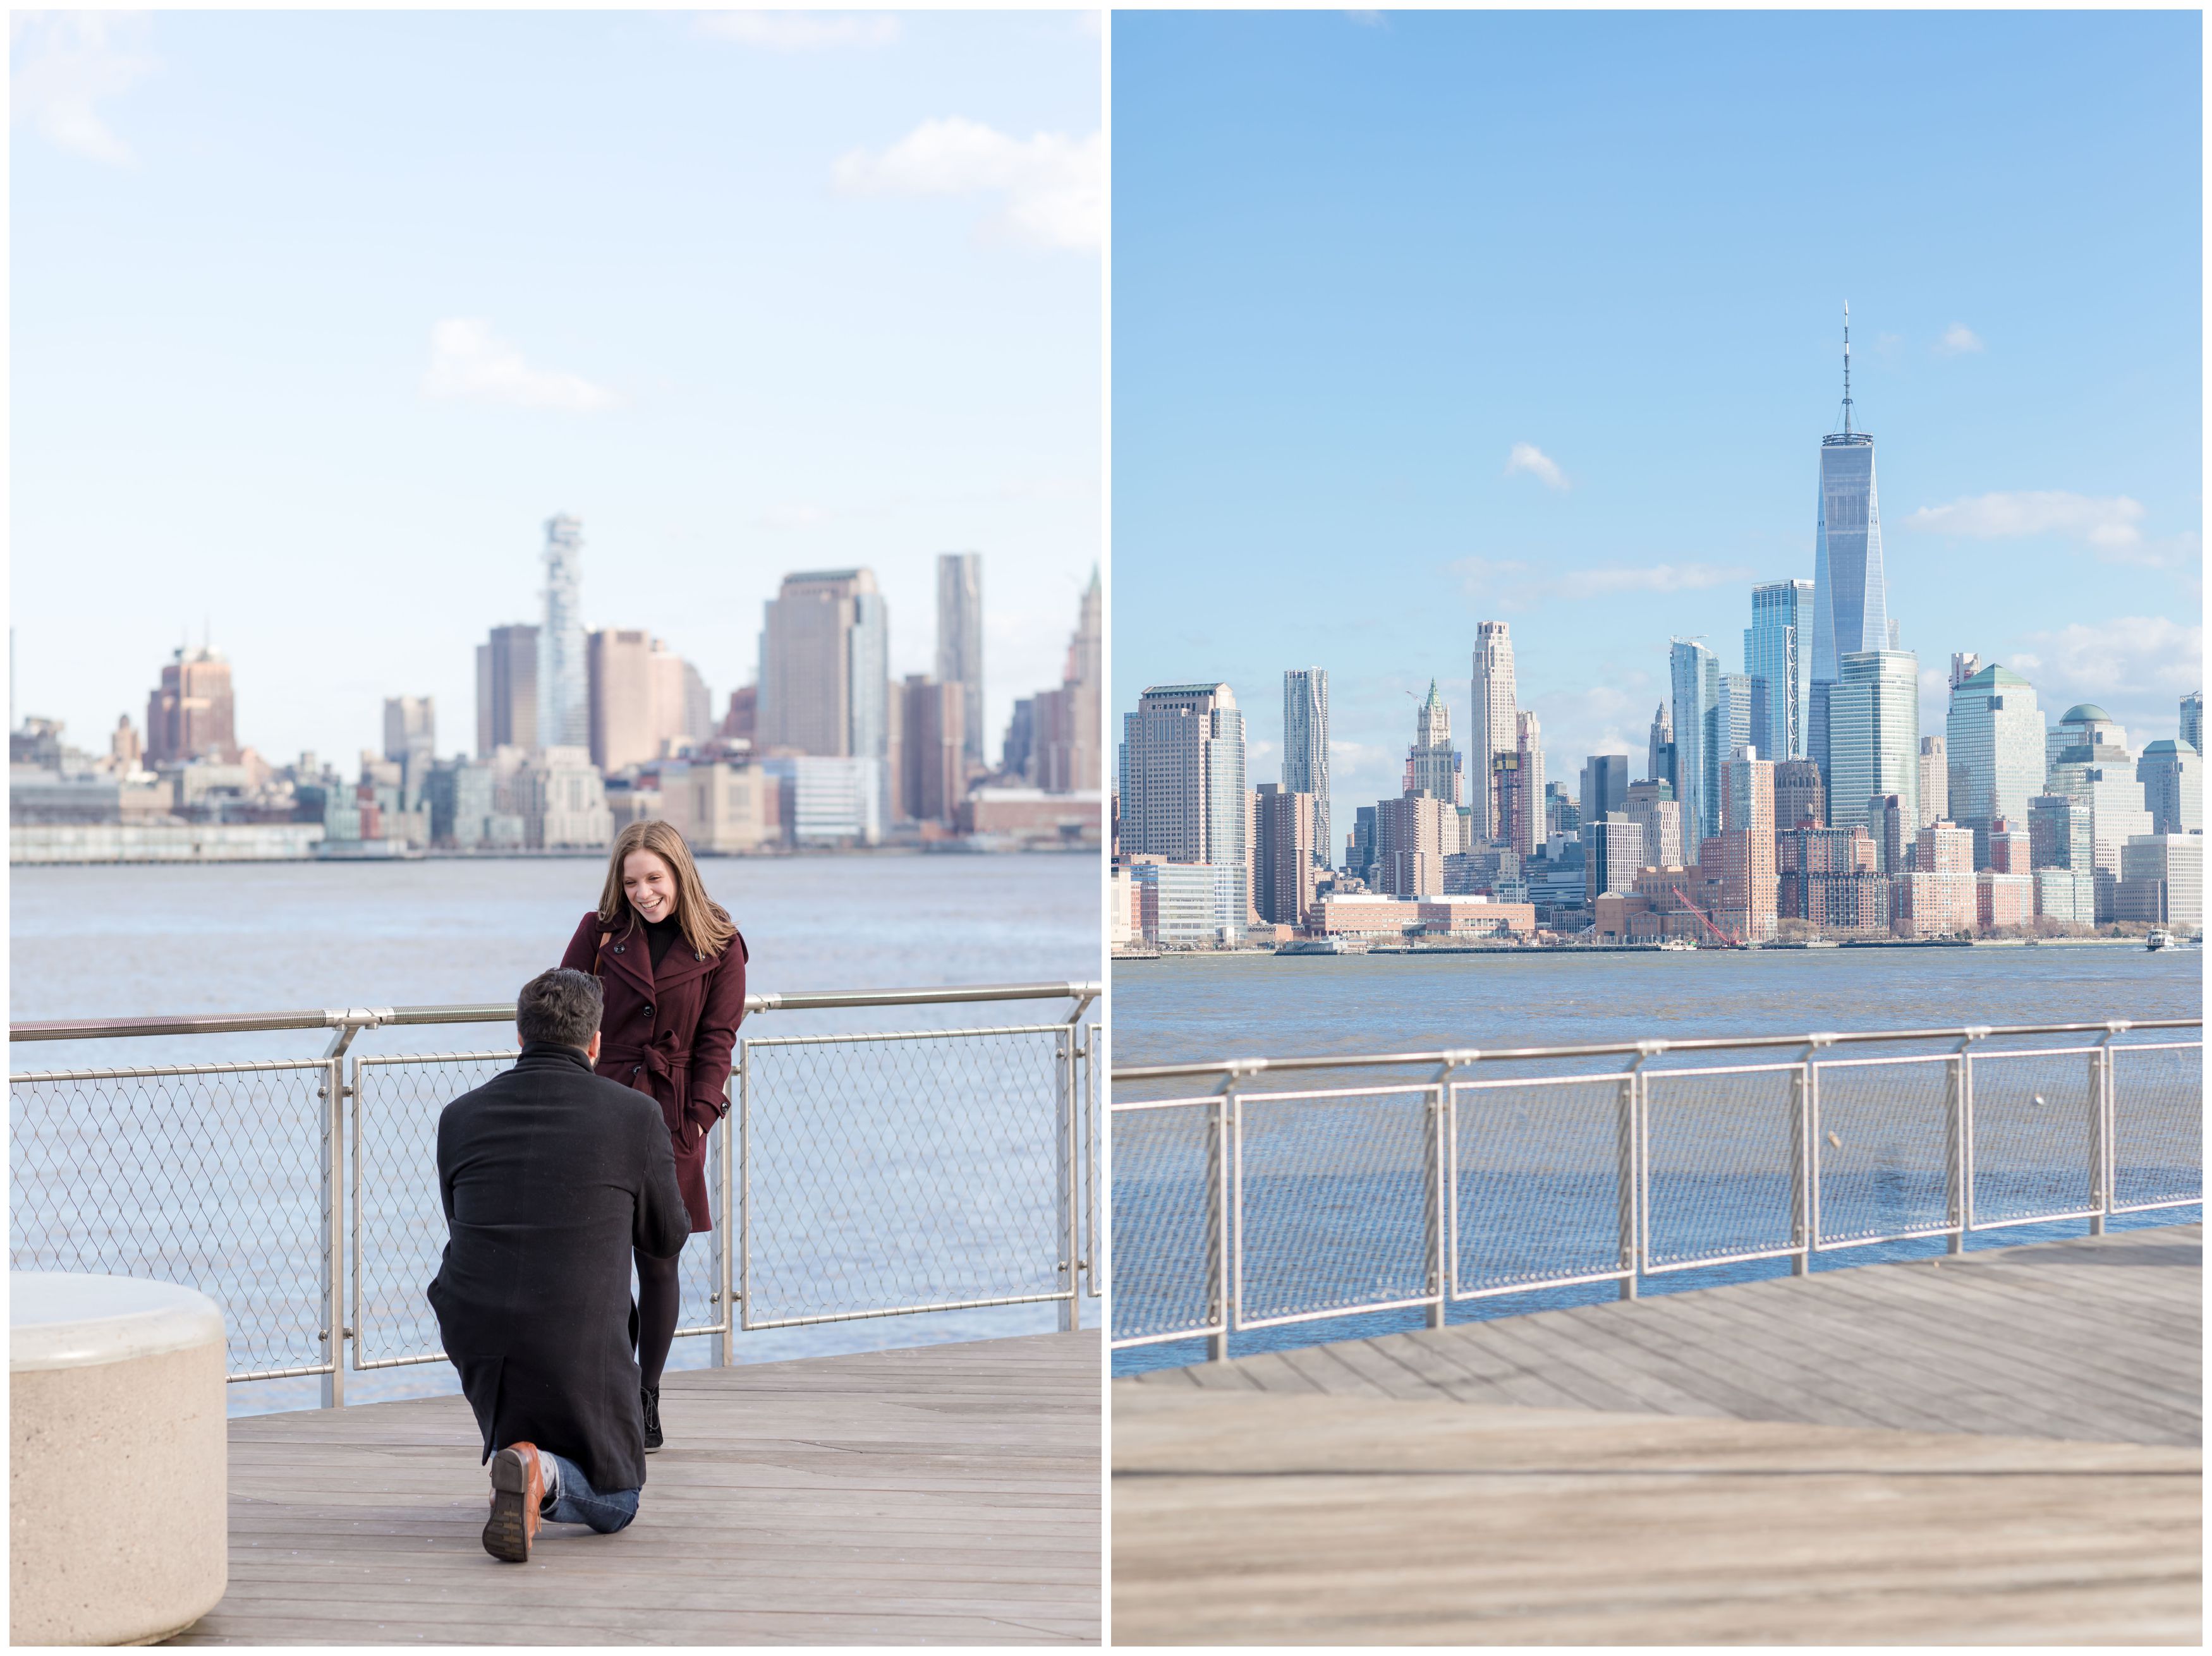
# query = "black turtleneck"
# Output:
<box><xmin>643</xmin><ymin>913</ymin><xmax>683</xmax><ymax>970</ymax></box>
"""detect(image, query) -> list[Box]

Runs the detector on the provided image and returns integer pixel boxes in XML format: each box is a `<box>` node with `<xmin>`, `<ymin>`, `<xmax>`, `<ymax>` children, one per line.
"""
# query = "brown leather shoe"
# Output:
<box><xmin>483</xmin><ymin>1442</ymin><xmax>545</xmax><ymax>1562</ymax></box>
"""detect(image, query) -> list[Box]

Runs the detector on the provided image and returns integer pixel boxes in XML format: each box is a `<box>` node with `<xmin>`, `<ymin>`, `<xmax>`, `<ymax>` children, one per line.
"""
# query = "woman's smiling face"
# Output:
<box><xmin>623</xmin><ymin>849</ymin><xmax>678</xmax><ymax>923</ymax></box>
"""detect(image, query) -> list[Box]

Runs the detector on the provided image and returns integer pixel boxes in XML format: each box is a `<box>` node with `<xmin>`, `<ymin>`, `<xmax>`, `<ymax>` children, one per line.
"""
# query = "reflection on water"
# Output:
<box><xmin>11</xmin><ymin>852</ymin><xmax>1100</xmax><ymax>1413</ymax></box>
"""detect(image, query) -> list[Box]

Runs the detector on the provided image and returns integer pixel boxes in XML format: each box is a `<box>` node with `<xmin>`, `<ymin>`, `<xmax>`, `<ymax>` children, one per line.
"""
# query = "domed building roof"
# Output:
<box><xmin>2060</xmin><ymin>703</ymin><xmax>2115</xmax><ymax>725</ymax></box>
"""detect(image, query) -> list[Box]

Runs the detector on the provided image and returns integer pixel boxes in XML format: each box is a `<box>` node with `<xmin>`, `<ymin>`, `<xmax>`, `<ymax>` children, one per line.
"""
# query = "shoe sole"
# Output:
<box><xmin>483</xmin><ymin>1447</ymin><xmax>535</xmax><ymax>1562</ymax></box>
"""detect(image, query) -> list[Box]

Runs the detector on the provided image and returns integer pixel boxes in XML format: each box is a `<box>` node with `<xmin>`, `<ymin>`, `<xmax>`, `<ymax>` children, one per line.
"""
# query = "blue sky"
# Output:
<box><xmin>13</xmin><ymin>9</ymin><xmax>1100</xmax><ymax>765</ymax></box>
<box><xmin>1112</xmin><ymin>9</ymin><xmax>2202</xmax><ymax>855</ymax></box>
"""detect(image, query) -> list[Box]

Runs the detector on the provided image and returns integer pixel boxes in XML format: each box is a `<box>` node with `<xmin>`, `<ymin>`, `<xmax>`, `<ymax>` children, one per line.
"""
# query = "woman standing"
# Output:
<box><xmin>559</xmin><ymin>820</ymin><xmax>748</xmax><ymax>1454</ymax></box>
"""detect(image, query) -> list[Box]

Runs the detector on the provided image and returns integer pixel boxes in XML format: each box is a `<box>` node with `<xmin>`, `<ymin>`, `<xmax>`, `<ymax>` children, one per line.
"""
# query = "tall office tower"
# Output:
<box><xmin>1808</xmin><ymin>308</ymin><xmax>1890</xmax><ymax>783</ymax></box>
<box><xmin>2137</xmin><ymin>740</ymin><xmax>2204</xmax><ymax>835</ymax></box>
<box><xmin>476</xmin><ymin>624</ymin><xmax>539</xmax><ymax>758</ymax></box>
<box><xmin>1949</xmin><ymin>652</ymin><xmax>1983</xmax><ymax>691</ymax></box>
<box><xmin>1581</xmin><ymin>754</ymin><xmax>1630</xmax><ymax>824</ymax></box>
<box><xmin>1746</xmin><ymin>579</ymin><xmax>1814</xmax><ymax>763</ymax></box>
<box><xmin>935</xmin><ymin>553</ymin><xmax>985</xmax><ymax>768</ymax></box>
<box><xmin>1828</xmin><ymin>649</ymin><xmax>1919</xmax><ymax>834</ymax></box>
<box><xmin>1469</xmin><ymin>621</ymin><xmax>1517</xmax><ymax>842</ymax></box>
<box><xmin>1406</xmin><ymin>680</ymin><xmax>1459</xmax><ymax>803</ymax></box>
<box><xmin>1545</xmin><ymin>781</ymin><xmax>1581</xmax><ymax>837</ymax></box>
<box><xmin>1946</xmin><ymin>663</ymin><xmax>2043</xmax><ymax>867</ymax></box>
<box><xmin>1349</xmin><ymin>803</ymin><xmax>1378</xmax><ymax>881</ymax></box>
<box><xmin>1282</xmin><ymin>668</ymin><xmax>1331</xmax><ymax>869</ymax></box>
<box><xmin>758</xmin><ymin>569</ymin><xmax>889</xmax><ymax>759</ymax></box>
<box><xmin>1773</xmin><ymin>759</ymin><xmax>1825</xmax><ymax>830</ymax></box>
<box><xmin>1917</xmin><ymin>735</ymin><xmax>1948</xmax><ymax>828</ymax></box>
<box><xmin>1119</xmin><ymin>683</ymin><xmax>1247</xmax><ymax>921</ymax></box>
<box><xmin>894</xmin><ymin>675</ymin><xmax>965</xmax><ymax>825</ymax></box>
<box><xmin>1986</xmin><ymin>819</ymin><xmax>2033</xmax><ymax>874</ymax></box>
<box><xmin>535</xmin><ymin>515</ymin><xmax>588</xmax><ymax>753</ymax></box>
<box><xmin>1625</xmin><ymin>779</ymin><xmax>1684</xmax><ymax>867</ymax></box>
<box><xmin>1031</xmin><ymin>571</ymin><xmax>1102</xmax><ymax>793</ymax></box>
<box><xmin>1668</xmin><ymin>639</ymin><xmax>1720</xmax><ymax>846</ymax></box>
<box><xmin>587</xmin><ymin>629</ymin><xmax>657</xmax><ymax>773</ymax></box>
<box><xmin>1253</xmin><ymin>783</ymin><xmax>1320</xmax><ymax>927</ymax></box>
<box><xmin>1866</xmin><ymin>794</ymin><xmax>1907</xmax><ymax>874</ymax></box>
<box><xmin>1722</xmin><ymin>752</ymin><xmax>1775</xmax><ymax>837</ymax></box>
<box><xmin>145</xmin><ymin>644</ymin><xmax>240</xmax><ymax>765</ymax></box>
<box><xmin>382</xmin><ymin>696</ymin><xmax>435</xmax><ymax>771</ymax></box>
<box><xmin>1512</xmin><ymin>711</ymin><xmax>1544</xmax><ymax>857</ymax></box>
<box><xmin>1001</xmin><ymin>698</ymin><xmax>1036</xmax><ymax>781</ymax></box>
<box><xmin>1712</xmin><ymin>674</ymin><xmax>1758</xmax><ymax>825</ymax></box>
<box><xmin>2182</xmin><ymin>691</ymin><xmax>2204</xmax><ymax>754</ymax></box>
<box><xmin>2029</xmin><ymin>793</ymin><xmax>2094</xmax><ymax>872</ymax></box>
<box><xmin>1647</xmin><ymin>701</ymin><xmax>1673</xmax><ymax>787</ymax></box>
<box><xmin>1584</xmin><ymin>816</ymin><xmax>1644</xmax><ymax>906</ymax></box>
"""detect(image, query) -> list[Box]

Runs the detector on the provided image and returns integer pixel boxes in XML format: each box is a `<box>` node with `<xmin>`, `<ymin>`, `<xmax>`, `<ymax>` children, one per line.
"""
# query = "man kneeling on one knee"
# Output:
<box><xmin>428</xmin><ymin>967</ymin><xmax>690</xmax><ymax>1562</ymax></box>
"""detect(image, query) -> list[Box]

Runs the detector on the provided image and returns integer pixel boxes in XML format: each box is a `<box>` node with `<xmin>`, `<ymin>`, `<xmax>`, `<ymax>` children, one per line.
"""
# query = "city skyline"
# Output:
<box><xmin>1114</xmin><ymin>10</ymin><xmax>2201</xmax><ymax>836</ymax></box>
<box><xmin>13</xmin><ymin>10</ymin><xmax>1101</xmax><ymax>764</ymax></box>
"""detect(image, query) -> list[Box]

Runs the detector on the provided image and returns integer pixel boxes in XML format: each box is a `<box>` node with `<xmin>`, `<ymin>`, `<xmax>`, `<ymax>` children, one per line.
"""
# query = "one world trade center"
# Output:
<box><xmin>1807</xmin><ymin>305</ymin><xmax>1890</xmax><ymax>782</ymax></box>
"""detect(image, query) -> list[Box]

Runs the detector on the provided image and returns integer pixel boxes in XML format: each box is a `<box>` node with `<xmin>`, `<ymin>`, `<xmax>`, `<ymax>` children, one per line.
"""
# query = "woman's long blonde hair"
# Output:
<box><xmin>597</xmin><ymin>821</ymin><xmax>737</xmax><ymax>958</ymax></box>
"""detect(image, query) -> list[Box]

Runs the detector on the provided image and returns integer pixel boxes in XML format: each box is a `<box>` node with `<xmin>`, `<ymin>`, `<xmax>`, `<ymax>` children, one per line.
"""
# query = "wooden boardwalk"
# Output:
<box><xmin>1115</xmin><ymin>1227</ymin><xmax>2201</xmax><ymax>1644</ymax></box>
<box><xmin>175</xmin><ymin>1330</ymin><xmax>1100</xmax><ymax>1645</ymax></box>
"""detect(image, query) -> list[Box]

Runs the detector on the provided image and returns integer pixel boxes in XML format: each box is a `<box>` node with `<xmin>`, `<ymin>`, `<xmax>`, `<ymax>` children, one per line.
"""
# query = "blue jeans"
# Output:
<box><xmin>540</xmin><ymin>1450</ymin><xmax>640</xmax><ymax>1533</ymax></box>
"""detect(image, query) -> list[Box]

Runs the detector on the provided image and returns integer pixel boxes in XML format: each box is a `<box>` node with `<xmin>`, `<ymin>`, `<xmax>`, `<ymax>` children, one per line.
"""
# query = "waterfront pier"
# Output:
<box><xmin>1114</xmin><ymin>1226</ymin><xmax>2201</xmax><ymax>1643</ymax></box>
<box><xmin>178</xmin><ymin>1331</ymin><xmax>1099</xmax><ymax>1645</ymax></box>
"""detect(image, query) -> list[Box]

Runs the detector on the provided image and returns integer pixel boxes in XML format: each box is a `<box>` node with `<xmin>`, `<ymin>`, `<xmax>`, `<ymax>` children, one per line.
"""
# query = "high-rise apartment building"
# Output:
<box><xmin>146</xmin><ymin>644</ymin><xmax>240</xmax><ymax>766</ymax></box>
<box><xmin>1581</xmin><ymin>754</ymin><xmax>1630</xmax><ymax>825</ymax></box>
<box><xmin>1624</xmin><ymin>780</ymin><xmax>1683</xmax><ymax>869</ymax></box>
<box><xmin>1773</xmin><ymin>759</ymin><xmax>1825</xmax><ymax>830</ymax></box>
<box><xmin>476</xmin><ymin>624</ymin><xmax>538</xmax><ymax>758</ymax></box>
<box><xmin>1828</xmin><ymin>649</ymin><xmax>1919</xmax><ymax>835</ymax></box>
<box><xmin>1119</xmin><ymin>683</ymin><xmax>1247</xmax><ymax>921</ymax></box>
<box><xmin>1031</xmin><ymin>569</ymin><xmax>1103</xmax><ymax>794</ymax></box>
<box><xmin>1469</xmin><ymin>622</ymin><xmax>1517</xmax><ymax>843</ymax></box>
<box><xmin>1282</xmin><ymin>668</ymin><xmax>1330</xmax><ymax>869</ymax></box>
<box><xmin>383</xmin><ymin>697</ymin><xmax>435</xmax><ymax>773</ymax></box>
<box><xmin>1712</xmin><ymin>673</ymin><xmax>1758</xmax><ymax>827</ymax></box>
<box><xmin>1808</xmin><ymin>311</ymin><xmax>1890</xmax><ymax>783</ymax></box>
<box><xmin>2182</xmin><ymin>691</ymin><xmax>2204</xmax><ymax>755</ymax></box>
<box><xmin>1406</xmin><ymin>680</ymin><xmax>1459</xmax><ymax>804</ymax></box>
<box><xmin>1253</xmin><ymin>783</ymin><xmax>1320</xmax><ymax>928</ymax></box>
<box><xmin>1917</xmin><ymin>735</ymin><xmax>1947</xmax><ymax>829</ymax></box>
<box><xmin>536</xmin><ymin>515</ymin><xmax>589</xmax><ymax>753</ymax></box>
<box><xmin>1778</xmin><ymin>826</ymin><xmax>1887</xmax><ymax>934</ymax></box>
<box><xmin>1514</xmin><ymin>712</ymin><xmax>1544</xmax><ymax>857</ymax></box>
<box><xmin>894</xmin><ymin>675</ymin><xmax>965</xmax><ymax>825</ymax></box>
<box><xmin>1584</xmin><ymin>816</ymin><xmax>1643</xmax><ymax>906</ymax></box>
<box><xmin>935</xmin><ymin>553</ymin><xmax>985</xmax><ymax>768</ymax></box>
<box><xmin>1946</xmin><ymin>663</ymin><xmax>2042</xmax><ymax>867</ymax></box>
<box><xmin>1746</xmin><ymin>579</ymin><xmax>1814</xmax><ymax>763</ymax></box>
<box><xmin>758</xmin><ymin>569</ymin><xmax>889</xmax><ymax>761</ymax></box>
<box><xmin>1375</xmin><ymin>792</ymin><xmax>1452</xmax><ymax>898</ymax></box>
<box><xmin>1668</xmin><ymin>639</ymin><xmax>1720</xmax><ymax>847</ymax></box>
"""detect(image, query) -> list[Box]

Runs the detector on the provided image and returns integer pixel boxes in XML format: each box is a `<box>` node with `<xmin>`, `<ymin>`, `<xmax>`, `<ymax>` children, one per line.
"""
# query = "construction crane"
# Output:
<box><xmin>1670</xmin><ymin>887</ymin><xmax>1742</xmax><ymax>949</ymax></box>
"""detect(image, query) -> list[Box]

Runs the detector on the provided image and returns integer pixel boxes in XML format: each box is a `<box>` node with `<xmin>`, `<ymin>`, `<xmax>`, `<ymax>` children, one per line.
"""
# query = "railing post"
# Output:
<box><xmin>1619</xmin><ymin>1048</ymin><xmax>1656</xmax><ymax>1298</ymax></box>
<box><xmin>1057</xmin><ymin>1027</ymin><xmax>1078</xmax><ymax>1333</ymax></box>
<box><xmin>1791</xmin><ymin>1059</ymin><xmax>1811</xmax><ymax>1275</ymax></box>
<box><xmin>1946</xmin><ymin>1032</ymin><xmax>1981</xmax><ymax>1255</ymax></box>
<box><xmin>736</xmin><ymin>1039</ymin><xmax>751</xmax><ymax>1345</ymax></box>
<box><xmin>1425</xmin><ymin>1076</ymin><xmax>1447</xmax><ymax>1331</ymax></box>
<box><xmin>320</xmin><ymin>1056</ymin><xmax>346</xmax><ymax>1410</ymax></box>
<box><xmin>1086</xmin><ymin>1023</ymin><xmax>1101</xmax><ymax>1304</ymax></box>
<box><xmin>2091</xmin><ymin>1026</ymin><xmax>2123</xmax><ymax>1236</ymax></box>
<box><xmin>714</xmin><ymin>1070</ymin><xmax>735</xmax><ymax>1369</ymax></box>
<box><xmin>1206</xmin><ymin>1079</ymin><xmax>1235</xmax><ymax>1362</ymax></box>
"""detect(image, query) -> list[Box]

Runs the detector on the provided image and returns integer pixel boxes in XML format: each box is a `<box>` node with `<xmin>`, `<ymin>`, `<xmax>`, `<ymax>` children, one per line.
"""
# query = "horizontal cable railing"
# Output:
<box><xmin>12</xmin><ymin>981</ymin><xmax>1100</xmax><ymax>1401</ymax></box>
<box><xmin>1109</xmin><ymin>1019</ymin><xmax>2202</xmax><ymax>1355</ymax></box>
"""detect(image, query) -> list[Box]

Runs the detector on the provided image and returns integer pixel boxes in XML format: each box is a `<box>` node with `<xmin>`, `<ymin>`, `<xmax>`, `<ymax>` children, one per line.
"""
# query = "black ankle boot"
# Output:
<box><xmin>641</xmin><ymin>1385</ymin><xmax>664</xmax><ymax>1453</ymax></box>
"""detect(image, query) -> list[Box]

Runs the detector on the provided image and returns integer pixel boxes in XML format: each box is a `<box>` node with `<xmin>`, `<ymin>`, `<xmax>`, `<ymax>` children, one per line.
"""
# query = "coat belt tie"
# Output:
<box><xmin>603</xmin><ymin>1032</ymin><xmax>690</xmax><ymax>1092</ymax></box>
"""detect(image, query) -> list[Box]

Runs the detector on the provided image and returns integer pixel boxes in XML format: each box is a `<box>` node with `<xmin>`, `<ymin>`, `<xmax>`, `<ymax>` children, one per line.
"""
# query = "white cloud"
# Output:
<box><xmin>1503</xmin><ymin>442</ymin><xmax>1569</xmax><ymax>490</ymax></box>
<box><xmin>11</xmin><ymin>11</ymin><xmax>155</xmax><ymax>165</ymax></box>
<box><xmin>759</xmin><ymin>504</ymin><xmax>828</xmax><ymax>531</ymax></box>
<box><xmin>834</xmin><ymin>117</ymin><xmax>1102</xmax><ymax>252</ymax></box>
<box><xmin>2014</xmin><ymin>616</ymin><xmax>2203</xmax><ymax>702</ymax></box>
<box><xmin>1904</xmin><ymin>490</ymin><xmax>2145</xmax><ymax>552</ymax></box>
<box><xmin>1453</xmin><ymin>555</ymin><xmax>1747</xmax><ymax>609</ymax></box>
<box><xmin>1935</xmin><ymin>323</ymin><xmax>1985</xmax><ymax>356</ymax></box>
<box><xmin>696</xmin><ymin>12</ymin><xmax>900</xmax><ymax>50</ymax></box>
<box><xmin>421</xmin><ymin>319</ymin><xmax>621</xmax><ymax>413</ymax></box>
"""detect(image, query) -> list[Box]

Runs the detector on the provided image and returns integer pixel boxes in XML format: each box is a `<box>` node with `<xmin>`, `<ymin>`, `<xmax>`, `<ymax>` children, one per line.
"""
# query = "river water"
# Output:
<box><xmin>1110</xmin><ymin>943</ymin><xmax>2203</xmax><ymax>1375</ymax></box>
<box><xmin>10</xmin><ymin>852</ymin><xmax>1101</xmax><ymax>1413</ymax></box>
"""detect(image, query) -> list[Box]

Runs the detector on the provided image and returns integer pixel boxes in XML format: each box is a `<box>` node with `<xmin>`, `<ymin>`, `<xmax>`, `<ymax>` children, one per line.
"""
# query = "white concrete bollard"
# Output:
<box><xmin>11</xmin><ymin>1272</ymin><xmax>228</xmax><ymax>1645</ymax></box>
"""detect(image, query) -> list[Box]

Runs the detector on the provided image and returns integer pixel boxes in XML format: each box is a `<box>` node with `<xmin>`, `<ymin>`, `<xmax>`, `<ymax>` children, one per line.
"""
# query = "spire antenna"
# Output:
<box><xmin>1841</xmin><ymin>301</ymin><xmax>1853</xmax><ymax>436</ymax></box>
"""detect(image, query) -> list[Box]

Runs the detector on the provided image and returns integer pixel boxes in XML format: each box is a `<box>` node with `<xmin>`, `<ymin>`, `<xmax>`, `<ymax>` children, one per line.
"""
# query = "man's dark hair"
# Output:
<box><xmin>516</xmin><ymin>968</ymin><xmax>604</xmax><ymax>1050</ymax></box>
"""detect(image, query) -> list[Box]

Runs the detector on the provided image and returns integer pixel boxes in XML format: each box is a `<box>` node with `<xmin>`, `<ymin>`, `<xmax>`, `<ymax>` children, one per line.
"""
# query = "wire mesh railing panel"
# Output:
<box><xmin>10</xmin><ymin>1061</ymin><xmax>332</xmax><ymax>1381</ymax></box>
<box><xmin>2111</xmin><ymin>1043</ymin><xmax>2204</xmax><ymax>1212</ymax></box>
<box><xmin>1968</xmin><ymin>1048</ymin><xmax>2100</xmax><ymax>1228</ymax></box>
<box><xmin>1236</xmin><ymin>1087</ymin><xmax>1436</xmax><ymax>1327</ymax></box>
<box><xmin>1643</xmin><ymin>1065</ymin><xmax>1801</xmax><ymax>1271</ymax></box>
<box><xmin>1109</xmin><ymin>1097</ymin><xmax>1219</xmax><ymax>1345</ymax></box>
<box><xmin>354</xmin><ymin>1054</ymin><xmax>727</xmax><ymax>1370</ymax></box>
<box><xmin>1450</xmin><ymin>1075</ymin><xmax>1627</xmax><ymax>1296</ymax></box>
<box><xmin>1813</xmin><ymin>1055</ymin><xmax>1955</xmax><ymax>1247</ymax></box>
<box><xmin>741</xmin><ymin>1026</ymin><xmax>1069</xmax><ymax>1328</ymax></box>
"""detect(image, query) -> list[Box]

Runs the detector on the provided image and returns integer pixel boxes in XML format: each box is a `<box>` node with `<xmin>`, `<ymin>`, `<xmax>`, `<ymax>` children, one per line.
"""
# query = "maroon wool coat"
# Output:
<box><xmin>560</xmin><ymin>908</ymin><xmax>749</xmax><ymax>1231</ymax></box>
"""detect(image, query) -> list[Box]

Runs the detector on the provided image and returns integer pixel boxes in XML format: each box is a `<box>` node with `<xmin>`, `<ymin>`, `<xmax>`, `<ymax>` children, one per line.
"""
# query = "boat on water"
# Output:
<box><xmin>1802</xmin><ymin>938</ymin><xmax>1840</xmax><ymax>948</ymax></box>
<box><xmin>1275</xmin><ymin>936</ymin><xmax>1368</xmax><ymax>956</ymax></box>
<box><xmin>1655</xmin><ymin>937</ymin><xmax>1697</xmax><ymax>952</ymax></box>
<box><xmin>2146</xmin><ymin>930</ymin><xmax>2175</xmax><ymax>951</ymax></box>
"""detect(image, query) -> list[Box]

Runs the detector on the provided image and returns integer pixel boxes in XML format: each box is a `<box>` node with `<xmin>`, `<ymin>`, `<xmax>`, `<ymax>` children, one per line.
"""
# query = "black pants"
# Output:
<box><xmin>634</xmin><ymin>1239</ymin><xmax>686</xmax><ymax>1391</ymax></box>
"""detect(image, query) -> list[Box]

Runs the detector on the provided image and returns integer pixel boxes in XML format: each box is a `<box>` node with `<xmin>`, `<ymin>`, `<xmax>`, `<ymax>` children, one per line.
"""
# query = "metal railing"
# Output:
<box><xmin>1109</xmin><ymin>1019</ymin><xmax>2203</xmax><ymax>1355</ymax></box>
<box><xmin>12</xmin><ymin>981</ymin><xmax>1100</xmax><ymax>1401</ymax></box>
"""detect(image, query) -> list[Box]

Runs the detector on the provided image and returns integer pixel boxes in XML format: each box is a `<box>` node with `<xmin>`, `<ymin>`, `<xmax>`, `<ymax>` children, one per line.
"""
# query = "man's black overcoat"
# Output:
<box><xmin>427</xmin><ymin>1041</ymin><xmax>690</xmax><ymax>1494</ymax></box>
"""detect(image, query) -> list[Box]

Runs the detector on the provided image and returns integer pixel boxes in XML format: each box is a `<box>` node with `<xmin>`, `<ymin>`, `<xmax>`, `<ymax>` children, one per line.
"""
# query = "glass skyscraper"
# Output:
<box><xmin>1282</xmin><ymin>668</ymin><xmax>1330</xmax><ymax>867</ymax></box>
<box><xmin>1828</xmin><ymin>649</ymin><xmax>1919</xmax><ymax>834</ymax></box>
<box><xmin>535</xmin><ymin>514</ymin><xmax>589</xmax><ymax>752</ymax></box>
<box><xmin>1746</xmin><ymin>579</ymin><xmax>1814</xmax><ymax>763</ymax></box>
<box><xmin>1669</xmin><ymin>638</ymin><xmax>1720</xmax><ymax>848</ymax></box>
<box><xmin>1809</xmin><ymin>313</ymin><xmax>1890</xmax><ymax>782</ymax></box>
<box><xmin>1946</xmin><ymin>662</ymin><xmax>2043</xmax><ymax>866</ymax></box>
